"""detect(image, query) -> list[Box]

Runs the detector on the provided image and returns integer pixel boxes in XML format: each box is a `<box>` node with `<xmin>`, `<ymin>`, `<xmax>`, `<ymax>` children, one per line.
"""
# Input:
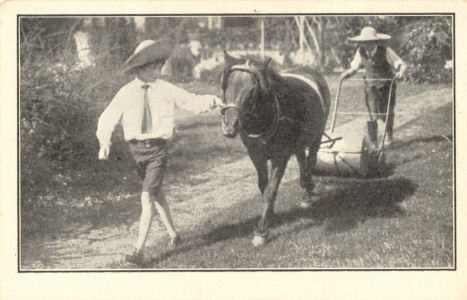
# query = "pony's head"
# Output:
<box><xmin>220</xmin><ymin>51</ymin><xmax>273</xmax><ymax>138</ymax></box>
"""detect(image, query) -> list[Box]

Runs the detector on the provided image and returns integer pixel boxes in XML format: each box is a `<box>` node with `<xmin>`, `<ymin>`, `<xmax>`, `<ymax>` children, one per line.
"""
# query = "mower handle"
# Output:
<box><xmin>330</xmin><ymin>76</ymin><xmax>397</xmax><ymax>134</ymax></box>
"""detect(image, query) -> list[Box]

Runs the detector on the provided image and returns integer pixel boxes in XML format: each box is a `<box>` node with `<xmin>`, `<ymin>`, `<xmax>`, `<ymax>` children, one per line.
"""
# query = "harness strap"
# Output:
<box><xmin>281</xmin><ymin>73</ymin><xmax>327</xmax><ymax>115</ymax></box>
<box><xmin>222</xmin><ymin>65</ymin><xmax>282</xmax><ymax>144</ymax></box>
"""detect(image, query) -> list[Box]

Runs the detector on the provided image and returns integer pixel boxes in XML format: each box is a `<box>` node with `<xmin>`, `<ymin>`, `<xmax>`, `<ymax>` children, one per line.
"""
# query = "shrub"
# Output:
<box><xmin>20</xmin><ymin>49</ymin><xmax>129</xmax><ymax>193</ymax></box>
<box><xmin>163</xmin><ymin>45</ymin><xmax>197</xmax><ymax>82</ymax></box>
<box><xmin>398</xmin><ymin>17</ymin><xmax>452</xmax><ymax>83</ymax></box>
<box><xmin>199</xmin><ymin>64</ymin><xmax>224</xmax><ymax>85</ymax></box>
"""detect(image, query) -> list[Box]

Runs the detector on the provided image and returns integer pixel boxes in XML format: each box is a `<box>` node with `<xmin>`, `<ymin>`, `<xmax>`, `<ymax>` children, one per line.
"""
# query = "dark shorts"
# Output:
<box><xmin>128</xmin><ymin>139</ymin><xmax>168</xmax><ymax>195</ymax></box>
<box><xmin>365</xmin><ymin>82</ymin><xmax>397</xmax><ymax>133</ymax></box>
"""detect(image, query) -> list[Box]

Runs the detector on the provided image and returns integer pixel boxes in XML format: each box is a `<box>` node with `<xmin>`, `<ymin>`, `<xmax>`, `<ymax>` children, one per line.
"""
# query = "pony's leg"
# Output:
<box><xmin>253</xmin><ymin>155</ymin><xmax>289</xmax><ymax>246</ymax></box>
<box><xmin>248</xmin><ymin>150</ymin><xmax>268</xmax><ymax>194</ymax></box>
<box><xmin>301</xmin><ymin>140</ymin><xmax>321</xmax><ymax>208</ymax></box>
<box><xmin>296</xmin><ymin>148</ymin><xmax>312</xmax><ymax>208</ymax></box>
<box><xmin>296</xmin><ymin>148</ymin><xmax>315</xmax><ymax>208</ymax></box>
<box><xmin>295</xmin><ymin>148</ymin><xmax>307</xmax><ymax>190</ymax></box>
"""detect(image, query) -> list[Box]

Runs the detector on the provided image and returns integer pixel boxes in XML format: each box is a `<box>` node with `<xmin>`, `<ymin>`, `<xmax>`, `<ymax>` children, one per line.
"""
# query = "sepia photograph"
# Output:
<box><xmin>16</xmin><ymin>13</ymin><xmax>455</xmax><ymax>272</ymax></box>
<box><xmin>1</xmin><ymin>0</ymin><xmax>466</xmax><ymax>297</ymax></box>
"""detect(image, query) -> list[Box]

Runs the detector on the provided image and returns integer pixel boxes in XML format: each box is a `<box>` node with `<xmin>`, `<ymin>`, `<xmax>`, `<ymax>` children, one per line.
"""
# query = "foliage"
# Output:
<box><xmin>20</xmin><ymin>18</ymin><xmax>131</xmax><ymax>211</ymax></box>
<box><xmin>143</xmin><ymin>17</ymin><xmax>195</xmax><ymax>43</ymax></box>
<box><xmin>19</xmin><ymin>18</ymin><xmax>81</xmax><ymax>64</ymax></box>
<box><xmin>164</xmin><ymin>45</ymin><xmax>197</xmax><ymax>82</ymax></box>
<box><xmin>21</xmin><ymin>56</ymin><xmax>118</xmax><ymax>186</ymax></box>
<box><xmin>201</xmin><ymin>26</ymin><xmax>260</xmax><ymax>51</ymax></box>
<box><xmin>317</xmin><ymin>16</ymin><xmax>452</xmax><ymax>83</ymax></box>
<box><xmin>87</xmin><ymin>17</ymin><xmax>137</xmax><ymax>70</ymax></box>
<box><xmin>398</xmin><ymin>17</ymin><xmax>452</xmax><ymax>83</ymax></box>
<box><xmin>199</xmin><ymin>64</ymin><xmax>224</xmax><ymax>85</ymax></box>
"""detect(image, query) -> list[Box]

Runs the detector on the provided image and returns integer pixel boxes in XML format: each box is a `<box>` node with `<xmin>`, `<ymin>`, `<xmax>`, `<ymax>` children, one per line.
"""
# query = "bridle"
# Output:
<box><xmin>220</xmin><ymin>65</ymin><xmax>282</xmax><ymax>144</ymax></box>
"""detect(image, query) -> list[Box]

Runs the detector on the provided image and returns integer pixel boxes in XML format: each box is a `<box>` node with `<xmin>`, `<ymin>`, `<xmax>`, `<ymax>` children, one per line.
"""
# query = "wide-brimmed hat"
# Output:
<box><xmin>347</xmin><ymin>26</ymin><xmax>391</xmax><ymax>42</ymax></box>
<box><xmin>121</xmin><ymin>38</ymin><xmax>174</xmax><ymax>74</ymax></box>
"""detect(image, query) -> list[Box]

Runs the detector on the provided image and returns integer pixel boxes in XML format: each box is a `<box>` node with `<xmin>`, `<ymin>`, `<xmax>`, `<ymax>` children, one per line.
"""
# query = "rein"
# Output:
<box><xmin>221</xmin><ymin>66</ymin><xmax>282</xmax><ymax>144</ymax></box>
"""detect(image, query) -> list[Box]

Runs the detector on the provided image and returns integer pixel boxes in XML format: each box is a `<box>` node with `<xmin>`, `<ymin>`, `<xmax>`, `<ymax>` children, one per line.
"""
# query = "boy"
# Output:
<box><xmin>96</xmin><ymin>39</ymin><xmax>219</xmax><ymax>265</ymax></box>
<box><xmin>341</xmin><ymin>26</ymin><xmax>407</xmax><ymax>149</ymax></box>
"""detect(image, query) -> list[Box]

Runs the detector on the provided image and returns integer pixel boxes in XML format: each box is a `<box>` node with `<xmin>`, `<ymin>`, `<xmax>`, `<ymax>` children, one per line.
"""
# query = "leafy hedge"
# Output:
<box><xmin>164</xmin><ymin>45</ymin><xmax>198</xmax><ymax>82</ymax></box>
<box><xmin>398</xmin><ymin>17</ymin><xmax>452</xmax><ymax>83</ymax></box>
<box><xmin>20</xmin><ymin>51</ymin><xmax>128</xmax><ymax>193</ymax></box>
<box><xmin>199</xmin><ymin>64</ymin><xmax>225</xmax><ymax>86</ymax></box>
<box><xmin>197</xmin><ymin>16</ymin><xmax>453</xmax><ymax>84</ymax></box>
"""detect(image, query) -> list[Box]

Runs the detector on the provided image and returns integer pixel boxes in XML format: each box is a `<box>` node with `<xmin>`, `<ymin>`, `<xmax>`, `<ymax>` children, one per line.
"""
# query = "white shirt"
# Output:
<box><xmin>96</xmin><ymin>77</ymin><xmax>215</xmax><ymax>147</ymax></box>
<box><xmin>349</xmin><ymin>46</ymin><xmax>406</xmax><ymax>72</ymax></box>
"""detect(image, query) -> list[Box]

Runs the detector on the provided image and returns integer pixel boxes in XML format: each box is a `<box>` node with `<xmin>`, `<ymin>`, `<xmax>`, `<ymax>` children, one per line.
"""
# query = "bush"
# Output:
<box><xmin>20</xmin><ymin>48</ymin><xmax>128</xmax><ymax>194</ymax></box>
<box><xmin>199</xmin><ymin>64</ymin><xmax>224</xmax><ymax>85</ymax></box>
<box><xmin>330</xmin><ymin>16</ymin><xmax>452</xmax><ymax>83</ymax></box>
<box><xmin>163</xmin><ymin>45</ymin><xmax>197</xmax><ymax>82</ymax></box>
<box><xmin>398</xmin><ymin>17</ymin><xmax>452</xmax><ymax>83</ymax></box>
<box><xmin>201</xmin><ymin>26</ymin><xmax>260</xmax><ymax>50</ymax></box>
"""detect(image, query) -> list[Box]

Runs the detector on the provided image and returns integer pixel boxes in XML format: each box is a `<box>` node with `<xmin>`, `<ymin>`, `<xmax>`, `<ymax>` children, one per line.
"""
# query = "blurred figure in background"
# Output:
<box><xmin>162</xmin><ymin>37</ymin><xmax>202</xmax><ymax>81</ymax></box>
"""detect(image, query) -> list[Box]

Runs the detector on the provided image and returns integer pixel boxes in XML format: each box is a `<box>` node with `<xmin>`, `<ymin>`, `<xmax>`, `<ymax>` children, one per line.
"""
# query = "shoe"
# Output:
<box><xmin>125</xmin><ymin>249</ymin><xmax>145</xmax><ymax>266</ymax></box>
<box><xmin>366</xmin><ymin>142</ymin><xmax>380</xmax><ymax>155</ymax></box>
<box><xmin>169</xmin><ymin>234</ymin><xmax>181</xmax><ymax>248</ymax></box>
<box><xmin>383</xmin><ymin>136</ymin><xmax>393</xmax><ymax>148</ymax></box>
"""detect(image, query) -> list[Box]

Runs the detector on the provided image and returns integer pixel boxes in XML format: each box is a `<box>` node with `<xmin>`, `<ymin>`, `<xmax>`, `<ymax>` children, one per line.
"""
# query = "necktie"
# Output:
<box><xmin>141</xmin><ymin>84</ymin><xmax>152</xmax><ymax>134</ymax></box>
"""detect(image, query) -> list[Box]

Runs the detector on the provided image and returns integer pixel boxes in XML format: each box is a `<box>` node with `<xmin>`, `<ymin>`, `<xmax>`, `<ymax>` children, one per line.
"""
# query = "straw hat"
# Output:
<box><xmin>121</xmin><ymin>38</ymin><xmax>174</xmax><ymax>74</ymax></box>
<box><xmin>347</xmin><ymin>26</ymin><xmax>391</xmax><ymax>42</ymax></box>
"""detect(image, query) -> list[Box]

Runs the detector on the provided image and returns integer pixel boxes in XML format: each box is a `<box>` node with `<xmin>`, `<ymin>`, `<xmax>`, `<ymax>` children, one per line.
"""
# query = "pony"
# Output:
<box><xmin>220</xmin><ymin>52</ymin><xmax>331</xmax><ymax>246</ymax></box>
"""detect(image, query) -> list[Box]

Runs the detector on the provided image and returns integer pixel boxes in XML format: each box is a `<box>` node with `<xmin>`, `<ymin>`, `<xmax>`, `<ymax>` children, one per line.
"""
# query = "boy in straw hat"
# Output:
<box><xmin>341</xmin><ymin>26</ymin><xmax>406</xmax><ymax>149</ymax></box>
<box><xmin>96</xmin><ymin>39</ymin><xmax>219</xmax><ymax>265</ymax></box>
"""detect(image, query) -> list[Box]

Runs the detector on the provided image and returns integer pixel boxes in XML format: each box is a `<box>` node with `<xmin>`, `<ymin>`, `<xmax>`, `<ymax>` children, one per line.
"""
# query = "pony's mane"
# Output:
<box><xmin>222</xmin><ymin>56</ymin><xmax>281</xmax><ymax>97</ymax></box>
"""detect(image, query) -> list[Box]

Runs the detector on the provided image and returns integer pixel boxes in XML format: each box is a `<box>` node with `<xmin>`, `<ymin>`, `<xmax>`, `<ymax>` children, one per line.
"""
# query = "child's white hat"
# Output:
<box><xmin>121</xmin><ymin>38</ymin><xmax>174</xmax><ymax>74</ymax></box>
<box><xmin>348</xmin><ymin>26</ymin><xmax>391</xmax><ymax>42</ymax></box>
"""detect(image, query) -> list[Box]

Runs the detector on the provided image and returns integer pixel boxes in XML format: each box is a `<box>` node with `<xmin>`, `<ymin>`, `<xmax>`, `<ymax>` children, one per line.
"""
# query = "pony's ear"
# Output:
<box><xmin>264</xmin><ymin>57</ymin><xmax>272</xmax><ymax>69</ymax></box>
<box><xmin>224</xmin><ymin>51</ymin><xmax>242</xmax><ymax>66</ymax></box>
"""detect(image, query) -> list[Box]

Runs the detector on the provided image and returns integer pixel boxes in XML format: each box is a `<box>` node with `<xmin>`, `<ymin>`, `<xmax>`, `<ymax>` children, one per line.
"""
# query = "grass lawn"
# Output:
<box><xmin>127</xmin><ymin>103</ymin><xmax>453</xmax><ymax>269</ymax></box>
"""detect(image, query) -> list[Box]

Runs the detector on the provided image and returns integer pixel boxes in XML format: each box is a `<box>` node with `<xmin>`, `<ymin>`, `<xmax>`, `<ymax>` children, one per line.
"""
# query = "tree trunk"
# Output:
<box><xmin>304</xmin><ymin>17</ymin><xmax>320</xmax><ymax>56</ymax></box>
<box><xmin>208</xmin><ymin>16</ymin><xmax>213</xmax><ymax>29</ymax></box>
<box><xmin>260</xmin><ymin>18</ymin><xmax>265</xmax><ymax>58</ymax></box>
<box><xmin>309</xmin><ymin>16</ymin><xmax>328</xmax><ymax>69</ymax></box>
<box><xmin>295</xmin><ymin>17</ymin><xmax>305</xmax><ymax>54</ymax></box>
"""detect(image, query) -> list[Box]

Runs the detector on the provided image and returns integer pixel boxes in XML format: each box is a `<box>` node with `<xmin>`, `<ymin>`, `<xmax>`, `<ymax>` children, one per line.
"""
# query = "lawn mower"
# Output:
<box><xmin>315</xmin><ymin>76</ymin><xmax>396</xmax><ymax>177</ymax></box>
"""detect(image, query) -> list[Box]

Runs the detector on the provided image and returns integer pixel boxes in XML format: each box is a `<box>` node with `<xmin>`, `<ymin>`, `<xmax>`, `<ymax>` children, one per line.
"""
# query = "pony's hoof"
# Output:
<box><xmin>252</xmin><ymin>235</ymin><xmax>267</xmax><ymax>247</ymax></box>
<box><xmin>301</xmin><ymin>194</ymin><xmax>319</xmax><ymax>209</ymax></box>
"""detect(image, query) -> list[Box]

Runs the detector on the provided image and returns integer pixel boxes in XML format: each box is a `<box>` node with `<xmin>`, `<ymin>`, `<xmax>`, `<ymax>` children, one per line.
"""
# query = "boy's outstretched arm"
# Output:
<box><xmin>340</xmin><ymin>49</ymin><xmax>361</xmax><ymax>80</ymax></box>
<box><xmin>340</xmin><ymin>68</ymin><xmax>358</xmax><ymax>80</ymax></box>
<box><xmin>169</xmin><ymin>82</ymin><xmax>221</xmax><ymax>114</ymax></box>
<box><xmin>386</xmin><ymin>47</ymin><xmax>407</xmax><ymax>79</ymax></box>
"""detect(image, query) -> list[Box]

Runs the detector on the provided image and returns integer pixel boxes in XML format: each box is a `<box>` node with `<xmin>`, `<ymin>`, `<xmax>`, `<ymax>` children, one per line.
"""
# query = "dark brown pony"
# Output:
<box><xmin>220</xmin><ymin>52</ymin><xmax>331</xmax><ymax>246</ymax></box>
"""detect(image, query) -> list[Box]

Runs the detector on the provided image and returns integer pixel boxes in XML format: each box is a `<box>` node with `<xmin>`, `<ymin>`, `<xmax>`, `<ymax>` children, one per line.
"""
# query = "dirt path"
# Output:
<box><xmin>21</xmin><ymin>87</ymin><xmax>453</xmax><ymax>270</ymax></box>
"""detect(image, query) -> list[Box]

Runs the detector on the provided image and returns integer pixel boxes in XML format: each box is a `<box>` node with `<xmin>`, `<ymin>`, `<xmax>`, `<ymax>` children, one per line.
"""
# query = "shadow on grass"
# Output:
<box><xmin>384</xmin><ymin>133</ymin><xmax>452</xmax><ymax>167</ymax></box>
<box><xmin>87</xmin><ymin>197</ymin><xmax>141</xmax><ymax>230</ymax></box>
<box><xmin>146</xmin><ymin>176</ymin><xmax>417</xmax><ymax>266</ymax></box>
<box><xmin>207</xmin><ymin>176</ymin><xmax>417</xmax><ymax>239</ymax></box>
<box><xmin>392</xmin><ymin>134</ymin><xmax>452</xmax><ymax>150</ymax></box>
<box><xmin>311</xmin><ymin>176</ymin><xmax>417</xmax><ymax>233</ymax></box>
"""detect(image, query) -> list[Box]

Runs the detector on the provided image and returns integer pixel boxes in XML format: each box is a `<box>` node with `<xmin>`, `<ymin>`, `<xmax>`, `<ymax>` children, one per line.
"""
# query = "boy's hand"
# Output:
<box><xmin>395</xmin><ymin>68</ymin><xmax>405</xmax><ymax>79</ymax></box>
<box><xmin>340</xmin><ymin>71</ymin><xmax>351</xmax><ymax>80</ymax></box>
<box><xmin>210</xmin><ymin>96</ymin><xmax>222</xmax><ymax>109</ymax></box>
<box><xmin>98</xmin><ymin>145</ymin><xmax>110</xmax><ymax>160</ymax></box>
<box><xmin>395</xmin><ymin>64</ymin><xmax>406</xmax><ymax>79</ymax></box>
